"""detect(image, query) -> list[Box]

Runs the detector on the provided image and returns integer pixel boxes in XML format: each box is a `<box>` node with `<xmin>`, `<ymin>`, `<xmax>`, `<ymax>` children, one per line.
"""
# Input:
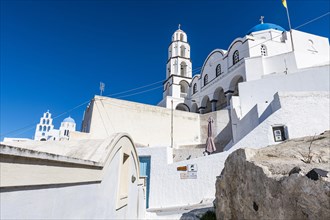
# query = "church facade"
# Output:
<box><xmin>159</xmin><ymin>21</ymin><xmax>329</xmax><ymax>116</ymax></box>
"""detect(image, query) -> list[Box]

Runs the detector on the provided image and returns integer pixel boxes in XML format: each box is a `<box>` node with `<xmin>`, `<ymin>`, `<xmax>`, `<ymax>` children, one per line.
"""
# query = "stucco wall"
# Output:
<box><xmin>237</xmin><ymin>65</ymin><xmax>330</xmax><ymax>117</ymax></box>
<box><xmin>0</xmin><ymin>134</ymin><xmax>145</xmax><ymax>219</ymax></box>
<box><xmin>231</xmin><ymin>92</ymin><xmax>330</xmax><ymax>150</ymax></box>
<box><xmin>137</xmin><ymin>146</ymin><xmax>230</xmax><ymax>209</ymax></box>
<box><xmin>84</xmin><ymin>96</ymin><xmax>203</xmax><ymax>147</ymax></box>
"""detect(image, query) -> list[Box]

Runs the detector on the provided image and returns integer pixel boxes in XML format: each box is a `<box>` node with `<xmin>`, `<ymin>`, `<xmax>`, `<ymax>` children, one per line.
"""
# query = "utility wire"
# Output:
<box><xmin>1</xmin><ymin>12</ymin><xmax>328</xmax><ymax>138</ymax></box>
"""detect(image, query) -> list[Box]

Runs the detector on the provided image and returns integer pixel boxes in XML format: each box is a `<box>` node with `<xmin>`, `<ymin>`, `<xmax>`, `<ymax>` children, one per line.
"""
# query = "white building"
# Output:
<box><xmin>78</xmin><ymin>22</ymin><xmax>329</xmax><ymax>215</ymax></box>
<box><xmin>159</xmin><ymin>22</ymin><xmax>329</xmax><ymax>115</ymax></box>
<box><xmin>34</xmin><ymin>111</ymin><xmax>76</xmax><ymax>141</ymax></box>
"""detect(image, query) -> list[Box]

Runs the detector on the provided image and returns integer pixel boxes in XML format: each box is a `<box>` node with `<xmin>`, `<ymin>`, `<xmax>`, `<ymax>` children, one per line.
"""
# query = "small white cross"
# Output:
<box><xmin>178</xmin><ymin>24</ymin><xmax>181</xmax><ymax>30</ymax></box>
<box><xmin>259</xmin><ymin>16</ymin><xmax>264</xmax><ymax>24</ymax></box>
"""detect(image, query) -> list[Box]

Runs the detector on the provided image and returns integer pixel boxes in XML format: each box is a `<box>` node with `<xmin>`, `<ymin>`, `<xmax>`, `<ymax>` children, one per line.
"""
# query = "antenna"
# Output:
<box><xmin>100</xmin><ymin>82</ymin><xmax>105</xmax><ymax>96</ymax></box>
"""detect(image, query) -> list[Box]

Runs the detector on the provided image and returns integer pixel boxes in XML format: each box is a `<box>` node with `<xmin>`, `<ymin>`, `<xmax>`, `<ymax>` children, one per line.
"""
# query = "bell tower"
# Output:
<box><xmin>159</xmin><ymin>25</ymin><xmax>192</xmax><ymax>110</ymax></box>
<box><xmin>166</xmin><ymin>24</ymin><xmax>192</xmax><ymax>78</ymax></box>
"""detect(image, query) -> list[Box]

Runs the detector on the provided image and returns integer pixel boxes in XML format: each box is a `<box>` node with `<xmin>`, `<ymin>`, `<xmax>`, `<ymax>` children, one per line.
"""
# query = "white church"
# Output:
<box><xmin>1</xmin><ymin>19</ymin><xmax>329</xmax><ymax>219</ymax></box>
<box><xmin>34</xmin><ymin>111</ymin><xmax>76</xmax><ymax>141</ymax></box>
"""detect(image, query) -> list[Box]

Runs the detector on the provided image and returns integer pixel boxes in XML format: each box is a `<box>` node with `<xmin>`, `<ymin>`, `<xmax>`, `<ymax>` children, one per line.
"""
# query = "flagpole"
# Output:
<box><xmin>284</xmin><ymin>0</ymin><xmax>295</xmax><ymax>51</ymax></box>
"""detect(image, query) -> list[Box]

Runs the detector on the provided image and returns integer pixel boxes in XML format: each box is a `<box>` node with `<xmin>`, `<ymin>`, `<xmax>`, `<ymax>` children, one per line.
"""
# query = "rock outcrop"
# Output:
<box><xmin>215</xmin><ymin>131</ymin><xmax>330</xmax><ymax>220</ymax></box>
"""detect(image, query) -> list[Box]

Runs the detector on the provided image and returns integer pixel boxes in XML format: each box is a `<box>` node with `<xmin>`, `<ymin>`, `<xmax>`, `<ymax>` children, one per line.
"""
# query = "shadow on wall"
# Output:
<box><xmin>214</xmin><ymin>121</ymin><xmax>232</xmax><ymax>153</ymax></box>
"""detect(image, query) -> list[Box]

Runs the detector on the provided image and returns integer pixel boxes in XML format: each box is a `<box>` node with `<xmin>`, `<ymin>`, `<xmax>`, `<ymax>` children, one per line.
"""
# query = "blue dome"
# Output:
<box><xmin>63</xmin><ymin>116</ymin><xmax>75</xmax><ymax>123</ymax></box>
<box><xmin>247</xmin><ymin>23</ymin><xmax>286</xmax><ymax>35</ymax></box>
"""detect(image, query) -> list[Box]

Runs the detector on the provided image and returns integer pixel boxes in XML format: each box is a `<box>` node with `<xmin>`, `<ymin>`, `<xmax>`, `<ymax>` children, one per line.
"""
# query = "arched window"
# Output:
<box><xmin>46</xmin><ymin>119</ymin><xmax>49</xmax><ymax>124</ymax></box>
<box><xmin>180</xmin><ymin>62</ymin><xmax>187</xmax><ymax>76</ymax></box>
<box><xmin>180</xmin><ymin>84</ymin><xmax>185</xmax><ymax>93</ymax></box>
<box><xmin>193</xmin><ymin>83</ymin><xmax>197</xmax><ymax>94</ymax></box>
<box><xmin>180</xmin><ymin>45</ymin><xmax>186</xmax><ymax>57</ymax></box>
<box><xmin>216</xmin><ymin>64</ymin><xmax>221</xmax><ymax>76</ymax></box>
<box><xmin>46</xmin><ymin>113</ymin><xmax>49</xmax><ymax>118</ymax></box>
<box><xmin>47</xmin><ymin>126</ymin><xmax>50</xmax><ymax>131</ymax></box>
<box><xmin>180</xmin><ymin>33</ymin><xmax>184</xmax><ymax>41</ymax></box>
<box><xmin>165</xmin><ymin>83</ymin><xmax>170</xmax><ymax>96</ymax></box>
<box><xmin>261</xmin><ymin>45</ymin><xmax>267</xmax><ymax>56</ymax></box>
<box><xmin>233</xmin><ymin>50</ymin><xmax>239</xmax><ymax>65</ymax></box>
<box><xmin>42</xmin><ymin>119</ymin><xmax>45</xmax><ymax>124</ymax></box>
<box><xmin>204</xmin><ymin>74</ymin><xmax>208</xmax><ymax>86</ymax></box>
<box><xmin>43</xmin><ymin>126</ymin><xmax>47</xmax><ymax>131</ymax></box>
<box><xmin>39</xmin><ymin>125</ymin><xmax>42</xmax><ymax>131</ymax></box>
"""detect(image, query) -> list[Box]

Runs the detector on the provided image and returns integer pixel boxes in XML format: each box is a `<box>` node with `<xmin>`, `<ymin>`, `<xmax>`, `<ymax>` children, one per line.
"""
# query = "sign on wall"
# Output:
<box><xmin>178</xmin><ymin>164</ymin><xmax>198</xmax><ymax>179</ymax></box>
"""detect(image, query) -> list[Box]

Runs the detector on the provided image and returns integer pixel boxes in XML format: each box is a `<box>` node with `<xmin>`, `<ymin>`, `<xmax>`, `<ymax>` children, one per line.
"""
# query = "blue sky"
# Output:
<box><xmin>1</xmin><ymin>0</ymin><xmax>329</xmax><ymax>140</ymax></box>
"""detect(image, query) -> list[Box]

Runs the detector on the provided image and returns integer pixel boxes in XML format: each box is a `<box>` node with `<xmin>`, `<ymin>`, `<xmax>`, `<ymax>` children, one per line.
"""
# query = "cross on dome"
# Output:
<box><xmin>178</xmin><ymin>24</ymin><xmax>181</xmax><ymax>30</ymax></box>
<box><xmin>259</xmin><ymin>16</ymin><xmax>264</xmax><ymax>24</ymax></box>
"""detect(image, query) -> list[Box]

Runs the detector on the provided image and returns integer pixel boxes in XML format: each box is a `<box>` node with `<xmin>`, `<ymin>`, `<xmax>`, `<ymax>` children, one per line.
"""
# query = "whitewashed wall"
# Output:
<box><xmin>231</xmin><ymin>91</ymin><xmax>330</xmax><ymax>150</ymax></box>
<box><xmin>237</xmin><ymin>65</ymin><xmax>330</xmax><ymax>118</ymax></box>
<box><xmin>0</xmin><ymin>134</ymin><xmax>145</xmax><ymax>219</ymax></box>
<box><xmin>137</xmin><ymin>146</ymin><xmax>230</xmax><ymax>209</ymax></box>
<box><xmin>84</xmin><ymin>96</ymin><xmax>202</xmax><ymax>147</ymax></box>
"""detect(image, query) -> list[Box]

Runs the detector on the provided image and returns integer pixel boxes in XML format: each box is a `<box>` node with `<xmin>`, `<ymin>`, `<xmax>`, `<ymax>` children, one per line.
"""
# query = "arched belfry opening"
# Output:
<box><xmin>180</xmin><ymin>45</ymin><xmax>186</xmax><ymax>57</ymax></box>
<box><xmin>179</xmin><ymin>80</ymin><xmax>189</xmax><ymax>97</ymax></box>
<box><xmin>180</xmin><ymin>62</ymin><xmax>187</xmax><ymax>76</ymax></box>
<box><xmin>180</xmin><ymin>33</ymin><xmax>184</xmax><ymax>41</ymax></box>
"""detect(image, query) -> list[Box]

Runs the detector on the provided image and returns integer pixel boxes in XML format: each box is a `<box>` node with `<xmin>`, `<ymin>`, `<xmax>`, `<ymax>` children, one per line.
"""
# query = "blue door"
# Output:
<box><xmin>139</xmin><ymin>156</ymin><xmax>151</xmax><ymax>208</ymax></box>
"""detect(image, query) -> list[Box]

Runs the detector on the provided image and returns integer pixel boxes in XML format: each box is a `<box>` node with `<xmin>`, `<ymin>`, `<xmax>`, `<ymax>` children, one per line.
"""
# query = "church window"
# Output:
<box><xmin>233</xmin><ymin>50</ymin><xmax>239</xmax><ymax>65</ymax></box>
<box><xmin>261</xmin><ymin>45</ymin><xmax>267</xmax><ymax>56</ymax></box>
<box><xmin>46</xmin><ymin>119</ymin><xmax>49</xmax><ymax>124</ymax></box>
<box><xmin>193</xmin><ymin>83</ymin><xmax>197</xmax><ymax>94</ymax></box>
<box><xmin>46</xmin><ymin>113</ymin><xmax>49</xmax><ymax>118</ymax></box>
<box><xmin>42</xmin><ymin>119</ymin><xmax>45</xmax><ymax>124</ymax></box>
<box><xmin>216</xmin><ymin>64</ymin><xmax>221</xmax><ymax>76</ymax></box>
<box><xmin>43</xmin><ymin>126</ymin><xmax>47</xmax><ymax>131</ymax></box>
<box><xmin>39</xmin><ymin>125</ymin><xmax>42</xmax><ymax>131</ymax></box>
<box><xmin>204</xmin><ymin>74</ymin><xmax>209</xmax><ymax>86</ymax></box>
<box><xmin>47</xmin><ymin>126</ymin><xmax>50</xmax><ymax>131</ymax></box>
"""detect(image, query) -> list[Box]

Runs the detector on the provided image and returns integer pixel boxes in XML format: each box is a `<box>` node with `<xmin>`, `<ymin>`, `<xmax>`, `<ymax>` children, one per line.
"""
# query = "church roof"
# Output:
<box><xmin>247</xmin><ymin>23</ymin><xmax>286</xmax><ymax>35</ymax></box>
<box><xmin>63</xmin><ymin>116</ymin><xmax>75</xmax><ymax>123</ymax></box>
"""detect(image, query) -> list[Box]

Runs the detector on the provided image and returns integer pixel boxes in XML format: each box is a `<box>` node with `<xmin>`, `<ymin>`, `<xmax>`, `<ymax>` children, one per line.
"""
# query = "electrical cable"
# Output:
<box><xmin>1</xmin><ymin>12</ymin><xmax>328</xmax><ymax>138</ymax></box>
